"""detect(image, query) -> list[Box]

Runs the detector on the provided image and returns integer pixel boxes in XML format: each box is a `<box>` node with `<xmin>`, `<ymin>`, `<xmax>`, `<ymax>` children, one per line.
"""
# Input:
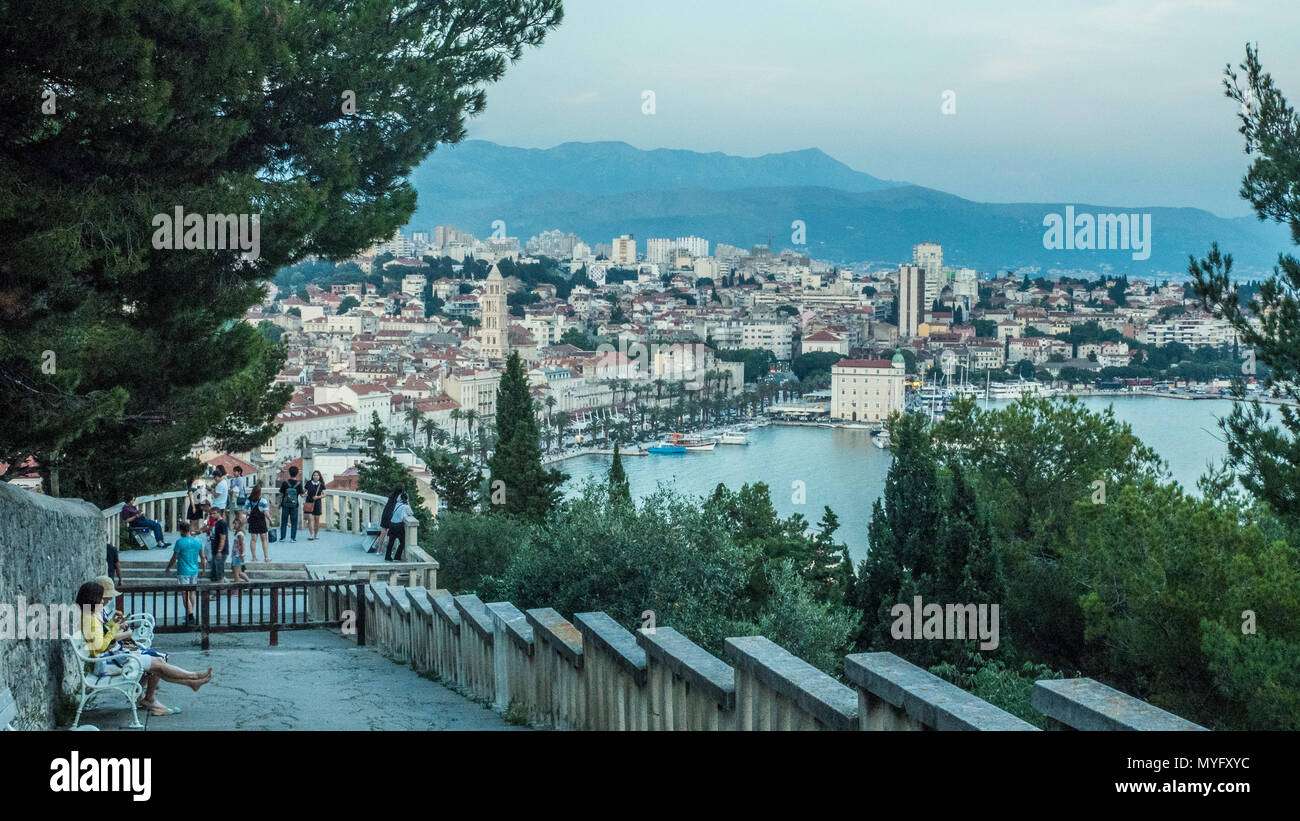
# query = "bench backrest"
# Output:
<box><xmin>0</xmin><ymin>687</ymin><xmax>16</xmax><ymax>729</ymax></box>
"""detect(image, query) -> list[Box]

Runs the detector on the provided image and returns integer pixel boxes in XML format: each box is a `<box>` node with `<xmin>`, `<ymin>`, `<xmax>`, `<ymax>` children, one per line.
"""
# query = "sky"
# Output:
<box><xmin>463</xmin><ymin>0</ymin><xmax>1300</xmax><ymax>218</ymax></box>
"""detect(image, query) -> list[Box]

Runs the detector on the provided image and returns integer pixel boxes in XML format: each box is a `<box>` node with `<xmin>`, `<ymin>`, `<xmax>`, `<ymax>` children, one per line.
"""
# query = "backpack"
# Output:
<box><xmin>283</xmin><ymin>480</ymin><xmax>300</xmax><ymax>508</ymax></box>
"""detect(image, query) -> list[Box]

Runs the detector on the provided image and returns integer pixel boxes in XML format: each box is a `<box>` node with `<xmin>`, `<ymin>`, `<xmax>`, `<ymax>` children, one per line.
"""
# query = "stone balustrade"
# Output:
<box><xmin>309</xmin><ymin>584</ymin><xmax>1209</xmax><ymax>732</ymax></box>
<box><xmin>102</xmin><ymin>488</ymin><xmax>421</xmax><ymax>553</ymax></box>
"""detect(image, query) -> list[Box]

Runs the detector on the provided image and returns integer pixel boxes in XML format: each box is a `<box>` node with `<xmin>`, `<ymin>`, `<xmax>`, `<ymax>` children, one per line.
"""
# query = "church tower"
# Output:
<box><xmin>481</xmin><ymin>263</ymin><xmax>509</xmax><ymax>362</ymax></box>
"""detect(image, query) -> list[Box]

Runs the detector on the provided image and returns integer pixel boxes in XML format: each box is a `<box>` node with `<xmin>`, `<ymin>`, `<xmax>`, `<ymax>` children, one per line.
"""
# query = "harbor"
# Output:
<box><xmin>561</xmin><ymin>396</ymin><xmax>1238</xmax><ymax>563</ymax></box>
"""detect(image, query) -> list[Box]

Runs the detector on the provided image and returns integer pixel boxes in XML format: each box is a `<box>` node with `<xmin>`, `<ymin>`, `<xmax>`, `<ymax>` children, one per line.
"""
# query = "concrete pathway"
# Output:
<box><xmin>120</xmin><ymin>528</ymin><xmax>386</xmax><ymax>567</ymax></box>
<box><xmin>74</xmin><ymin>630</ymin><xmax>524</xmax><ymax>731</ymax></box>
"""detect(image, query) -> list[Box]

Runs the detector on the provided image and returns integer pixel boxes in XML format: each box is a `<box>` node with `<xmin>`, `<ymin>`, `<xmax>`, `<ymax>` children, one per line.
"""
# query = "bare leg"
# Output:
<box><xmin>150</xmin><ymin>661</ymin><xmax>213</xmax><ymax>691</ymax></box>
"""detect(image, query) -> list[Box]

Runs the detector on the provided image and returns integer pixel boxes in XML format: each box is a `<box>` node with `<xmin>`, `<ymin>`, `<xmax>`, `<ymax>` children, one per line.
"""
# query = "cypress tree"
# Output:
<box><xmin>488</xmin><ymin>351</ymin><xmax>566</xmax><ymax>521</ymax></box>
<box><xmin>608</xmin><ymin>441</ymin><xmax>631</xmax><ymax>504</ymax></box>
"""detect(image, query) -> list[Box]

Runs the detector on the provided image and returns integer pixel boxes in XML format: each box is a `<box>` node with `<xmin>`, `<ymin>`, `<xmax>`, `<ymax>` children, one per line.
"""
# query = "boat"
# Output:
<box><xmin>719</xmin><ymin>430</ymin><xmax>749</xmax><ymax>445</ymax></box>
<box><xmin>872</xmin><ymin>431</ymin><xmax>891</xmax><ymax>450</ymax></box>
<box><xmin>648</xmin><ymin>442</ymin><xmax>686</xmax><ymax>454</ymax></box>
<box><xmin>654</xmin><ymin>432</ymin><xmax>718</xmax><ymax>452</ymax></box>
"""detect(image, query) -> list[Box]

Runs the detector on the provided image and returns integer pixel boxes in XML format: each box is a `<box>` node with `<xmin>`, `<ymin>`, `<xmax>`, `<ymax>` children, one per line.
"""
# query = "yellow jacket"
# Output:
<box><xmin>81</xmin><ymin>613</ymin><xmax>120</xmax><ymax>657</ymax></box>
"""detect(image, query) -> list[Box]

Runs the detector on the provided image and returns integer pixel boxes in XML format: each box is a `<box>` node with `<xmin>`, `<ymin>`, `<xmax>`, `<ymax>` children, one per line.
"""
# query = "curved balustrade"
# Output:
<box><xmin>101</xmin><ymin>488</ymin><xmax>422</xmax><ymax>552</ymax></box>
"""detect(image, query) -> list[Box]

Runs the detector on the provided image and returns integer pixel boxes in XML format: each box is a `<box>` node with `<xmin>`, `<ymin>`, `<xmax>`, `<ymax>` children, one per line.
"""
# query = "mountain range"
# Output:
<box><xmin>403</xmin><ymin>140</ymin><xmax>1292</xmax><ymax>277</ymax></box>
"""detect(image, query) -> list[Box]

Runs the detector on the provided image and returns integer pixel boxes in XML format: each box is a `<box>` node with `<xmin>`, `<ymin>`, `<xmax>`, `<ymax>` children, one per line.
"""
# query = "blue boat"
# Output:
<box><xmin>647</xmin><ymin>442</ymin><xmax>686</xmax><ymax>454</ymax></box>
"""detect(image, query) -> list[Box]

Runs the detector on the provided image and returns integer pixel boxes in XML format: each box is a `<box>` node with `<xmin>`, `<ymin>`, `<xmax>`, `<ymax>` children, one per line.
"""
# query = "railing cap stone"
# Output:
<box><xmin>525</xmin><ymin>608</ymin><xmax>583</xmax><ymax>667</ymax></box>
<box><xmin>636</xmin><ymin>626</ymin><xmax>735</xmax><ymax>708</ymax></box>
<box><xmin>724</xmin><ymin>636</ymin><xmax>857</xmax><ymax>730</ymax></box>
<box><xmin>486</xmin><ymin>602</ymin><xmax>534</xmax><ymax>655</ymax></box>
<box><xmin>429</xmin><ymin>592</ymin><xmax>461</xmax><ymax>632</ymax></box>
<box><xmin>845</xmin><ymin>652</ymin><xmax>1039</xmax><ymax>731</ymax></box>
<box><xmin>1032</xmin><ymin>678</ymin><xmax>1208</xmax><ymax>731</ymax></box>
<box><xmin>453</xmin><ymin>594</ymin><xmax>494</xmax><ymax>641</ymax></box>
<box><xmin>574</xmin><ymin>612</ymin><xmax>647</xmax><ymax>684</ymax></box>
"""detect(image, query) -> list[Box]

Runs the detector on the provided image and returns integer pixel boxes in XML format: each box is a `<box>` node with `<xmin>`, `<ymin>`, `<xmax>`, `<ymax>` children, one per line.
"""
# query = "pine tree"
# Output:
<box><xmin>488</xmin><ymin>351</ymin><xmax>566</xmax><ymax>521</ymax></box>
<box><xmin>0</xmin><ymin>2</ymin><xmax>562</xmax><ymax>504</ymax></box>
<box><xmin>1191</xmin><ymin>45</ymin><xmax>1300</xmax><ymax>528</ymax></box>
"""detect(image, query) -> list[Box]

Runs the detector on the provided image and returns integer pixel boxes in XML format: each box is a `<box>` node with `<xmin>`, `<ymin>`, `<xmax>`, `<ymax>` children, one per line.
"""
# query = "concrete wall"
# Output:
<box><xmin>0</xmin><ymin>482</ymin><xmax>106</xmax><ymax>728</ymax></box>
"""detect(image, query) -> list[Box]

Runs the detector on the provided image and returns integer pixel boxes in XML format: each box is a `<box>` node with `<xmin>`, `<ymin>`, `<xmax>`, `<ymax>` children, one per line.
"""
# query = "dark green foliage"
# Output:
<box><xmin>488</xmin><ymin>351</ymin><xmax>565</xmax><ymax>521</ymax></box>
<box><xmin>425</xmin><ymin>511</ymin><xmax>529</xmax><ymax>599</ymax></box>
<box><xmin>608</xmin><ymin>441</ymin><xmax>630</xmax><ymax>504</ymax></box>
<box><xmin>0</xmin><ymin>0</ymin><xmax>563</xmax><ymax>504</ymax></box>
<box><xmin>1190</xmin><ymin>46</ymin><xmax>1300</xmax><ymax>530</ymax></box>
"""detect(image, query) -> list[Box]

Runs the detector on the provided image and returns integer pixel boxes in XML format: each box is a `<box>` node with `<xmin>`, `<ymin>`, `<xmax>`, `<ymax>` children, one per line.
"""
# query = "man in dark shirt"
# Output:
<box><xmin>208</xmin><ymin>514</ymin><xmax>229</xmax><ymax>582</ymax></box>
<box><xmin>278</xmin><ymin>465</ymin><xmax>302</xmax><ymax>543</ymax></box>
<box><xmin>122</xmin><ymin>496</ymin><xmax>168</xmax><ymax>549</ymax></box>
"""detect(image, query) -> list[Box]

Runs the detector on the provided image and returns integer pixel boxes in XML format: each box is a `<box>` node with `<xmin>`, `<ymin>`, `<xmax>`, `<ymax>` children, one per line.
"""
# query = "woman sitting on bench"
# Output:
<box><xmin>77</xmin><ymin>581</ymin><xmax>213</xmax><ymax>717</ymax></box>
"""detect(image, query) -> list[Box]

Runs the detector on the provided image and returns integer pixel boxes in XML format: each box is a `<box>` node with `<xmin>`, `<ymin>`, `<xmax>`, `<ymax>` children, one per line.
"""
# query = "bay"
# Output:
<box><xmin>559</xmin><ymin>396</ymin><xmax>1240</xmax><ymax>564</ymax></box>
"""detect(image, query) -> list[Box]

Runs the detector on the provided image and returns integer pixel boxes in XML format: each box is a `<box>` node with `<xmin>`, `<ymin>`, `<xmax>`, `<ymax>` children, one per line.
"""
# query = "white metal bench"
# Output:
<box><xmin>115</xmin><ymin>612</ymin><xmax>156</xmax><ymax>650</ymax></box>
<box><xmin>69</xmin><ymin>637</ymin><xmax>146</xmax><ymax>730</ymax></box>
<box><xmin>1</xmin><ymin>687</ymin><xmax>16</xmax><ymax>730</ymax></box>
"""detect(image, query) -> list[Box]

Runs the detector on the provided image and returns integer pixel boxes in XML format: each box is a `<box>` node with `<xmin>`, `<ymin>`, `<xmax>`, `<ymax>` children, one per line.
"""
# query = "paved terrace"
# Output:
<box><xmin>119</xmin><ymin>527</ymin><xmax>387</xmax><ymax>568</ymax></box>
<box><xmin>75</xmin><ymin>629</ymin><xmax>524</xmax><ymax>731</ymax></box>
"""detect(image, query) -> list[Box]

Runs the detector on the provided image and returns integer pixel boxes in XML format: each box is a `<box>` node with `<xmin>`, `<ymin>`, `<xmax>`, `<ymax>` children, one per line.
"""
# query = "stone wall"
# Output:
<box><xmin>0</xmin><ymin>483</ymin><xmax>106</xmax><ymax>728</ymax></box>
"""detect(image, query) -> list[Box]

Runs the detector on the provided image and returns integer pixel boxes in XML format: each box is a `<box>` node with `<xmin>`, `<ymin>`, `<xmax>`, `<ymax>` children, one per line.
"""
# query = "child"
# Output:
<box><xmin>230</xmin><ymin>512</ymin><xmax>250</xmax><ymax>589</ymax></box>
<box><xmin>198</xmin><ymin>504</ymin><xmax>218</xmax><ymax>575</ymax></box>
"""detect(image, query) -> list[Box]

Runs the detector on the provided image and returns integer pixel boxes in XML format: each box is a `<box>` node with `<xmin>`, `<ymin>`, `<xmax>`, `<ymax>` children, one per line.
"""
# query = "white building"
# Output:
<box><xmin>830</xmin><ymin>355</ymin><xmax>906</xmax><ymax>422</ymax></box>
<box><xmin>611</xmin><ymin>235</ymin><xmax>637</xmax><ymax>267</ymax></box>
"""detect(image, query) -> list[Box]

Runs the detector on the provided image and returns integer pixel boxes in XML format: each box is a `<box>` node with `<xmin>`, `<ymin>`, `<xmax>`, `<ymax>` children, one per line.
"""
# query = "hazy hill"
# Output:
<box><xmin>404</xmin><ymin>141</ymin><xmax>1291</xmax><ymax>276</ymax></box>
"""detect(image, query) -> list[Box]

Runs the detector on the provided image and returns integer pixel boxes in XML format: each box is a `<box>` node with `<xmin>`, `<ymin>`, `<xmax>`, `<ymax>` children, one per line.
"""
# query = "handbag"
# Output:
<box><xmin>268</xmin><ymin>530</ymin><xmax>278</xmax><ymax>543</ymax></box>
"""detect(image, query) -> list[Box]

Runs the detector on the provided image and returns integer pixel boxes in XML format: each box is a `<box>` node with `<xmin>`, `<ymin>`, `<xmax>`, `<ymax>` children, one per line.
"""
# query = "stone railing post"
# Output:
<box><xmin>573</xmin><ymin>612</ymin><xmax>648</xmax><ymax>730</ymax></box>
<box><xmin>428</xmin><ymin>592</ymin><xmax>462</xmax><ymax>684</ymax></box>
<box><xmin>724</xmin><ymin>636</ymin><xmax>856</xmax><ymax>730</ymax></box>
<box><xmin>636</xmin><ymin>626</ymin><xmax>736</xmax><ymax>730</ymax></box>
<box><xmin>486</xmin><ymin>602</ymin><xmax>533</xmax><ymax>716</ymax></box>
<box><xmin>453</xmin><ymin>594</ymin><xmax>495</xmax><ymax>703</ymax></box>
<box><xmin>525</xmin><ymin>608</ymin><xmax>585</xmax><ymax>729</ymax></box>
<box><xmin>844</xmin><ymin>652</ymin><xmax>1039</xmax><ymax>731</ymax></box>
<box><xmin>1032</xmin><ymin>679</ymin><xmax>1209</xmax><ymax>731</ymax></box>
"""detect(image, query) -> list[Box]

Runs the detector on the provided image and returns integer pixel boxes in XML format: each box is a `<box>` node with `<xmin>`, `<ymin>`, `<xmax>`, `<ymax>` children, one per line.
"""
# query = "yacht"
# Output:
<box><xmin>719</xmin><ymin>430</ymin><xmax>749</xmax><ymax>445</ymax></box>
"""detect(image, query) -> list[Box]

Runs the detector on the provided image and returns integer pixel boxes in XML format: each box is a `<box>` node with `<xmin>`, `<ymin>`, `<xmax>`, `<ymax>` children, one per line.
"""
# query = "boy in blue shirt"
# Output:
<box><xmin>165</xmin><ymin>522</ymin><xmax>204</xmax><ymax>626</ymax></box>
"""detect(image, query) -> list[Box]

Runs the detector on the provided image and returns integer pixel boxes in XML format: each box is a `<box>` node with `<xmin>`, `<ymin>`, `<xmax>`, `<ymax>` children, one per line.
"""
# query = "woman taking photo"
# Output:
<box><xmin>303</xmin><ymin>469</ymin><xmax>326</xmax><ymax>540</ymax></box>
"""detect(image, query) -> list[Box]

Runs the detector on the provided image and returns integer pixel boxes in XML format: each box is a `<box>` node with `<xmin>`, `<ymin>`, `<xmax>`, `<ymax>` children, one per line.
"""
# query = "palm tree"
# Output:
<box><xmin>405</xmin><ymin>406</ymin><xmax>425</xmax><ymax>441</ymax></box>
<box><xmin>554</xmin><ymin>411</ymin><xmax>572</xmax><ymax>449</ymax></box>
<box><xmin>463</xmin><ymin>409</ymin><xmax>479</xmax><ymax>443</ymax></box>
<box><xmin>391</xmin><ymin>431</ymin><xmax>412</xmax><ymax>450</ymax></box>
<box><xmin>295</xmin><ymin>435</ymin><xmax>310</xmax><ymax>461</ymax></box>
<box><xmin>449</xmin><ymin>408</ymin><xmax>463</xmax><ymax>441</ymax></box>
<box><xmin>652</xmin><ymin>377</ymin><xmax>667</xmax><ymax>402</ymax></box>
<box><xmin>543</xmin><ymin>394</ymin><xmax>557</xmax><ymax>427</ymax></box>
<box><xmin>419</xmin><ymin>417</ymin><xmax>439</xmax><ymax>448</ymax></box>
